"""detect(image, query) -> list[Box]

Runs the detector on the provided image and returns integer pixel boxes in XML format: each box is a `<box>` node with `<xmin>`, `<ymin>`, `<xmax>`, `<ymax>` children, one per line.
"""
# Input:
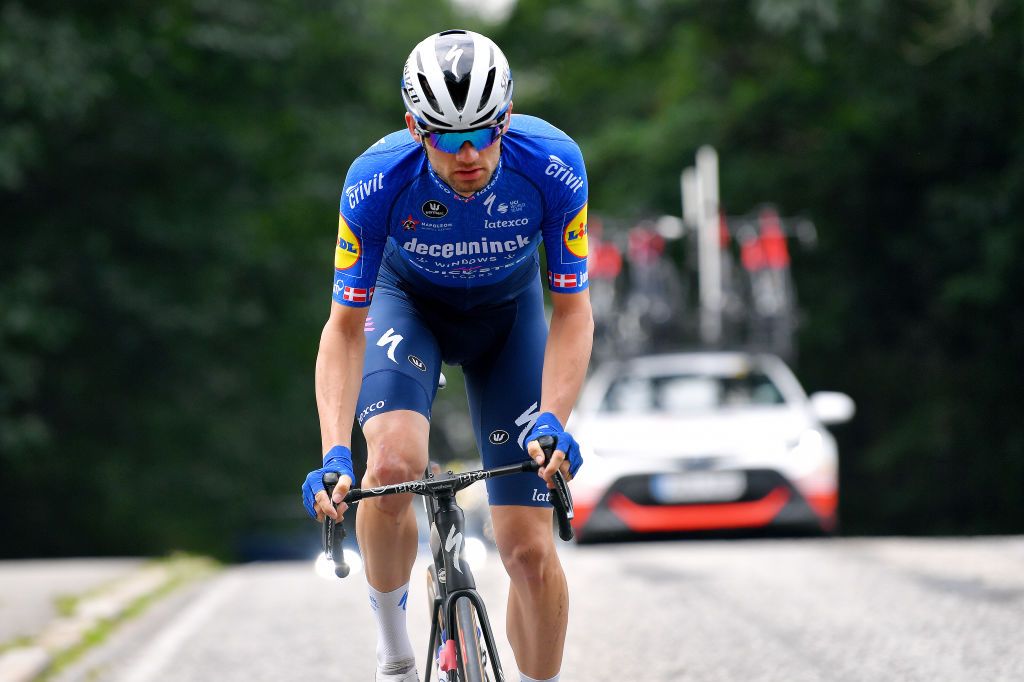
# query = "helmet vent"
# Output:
<box><xmin>420</xmin><ymin>111</ymin><xmax>449</xmax><ymax>128</ymax></box>
<box><xmin>479</xmin><ymin>66</ymin><xmax>496</xmax><ymax>110</ymax></box>
<box><xmin>417</xmin><ymin>73</ymin><xmax>440</xmax><ymax>112</ymax></box>
<box><xmin>446</xmin><ymin>76</ymin><xmax>471</xmax><ymax>112</ymax></box>
<box><xmin>470</xmin><ymin>106</ymin><xmax>497</xmax><ymax>127</ymax></box>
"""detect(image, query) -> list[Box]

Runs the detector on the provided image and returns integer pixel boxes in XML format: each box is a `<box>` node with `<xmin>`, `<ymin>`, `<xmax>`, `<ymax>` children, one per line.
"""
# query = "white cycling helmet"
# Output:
<box><xmin>401</xmin><ymin>29</ymin><xmax>513</xmax><ymax>131</ymax></box>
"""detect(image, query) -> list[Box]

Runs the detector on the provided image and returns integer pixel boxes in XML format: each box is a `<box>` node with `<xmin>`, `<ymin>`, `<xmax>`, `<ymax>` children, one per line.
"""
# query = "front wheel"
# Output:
<box><xmin>453</xmin><ymin>596</ymin><xmax>488</xmax><ymax>682</ymax></box>
<box><xmin>427</xmin><ymin>564</ymin><xmax>489</xmax><ymax>682</ymax></box>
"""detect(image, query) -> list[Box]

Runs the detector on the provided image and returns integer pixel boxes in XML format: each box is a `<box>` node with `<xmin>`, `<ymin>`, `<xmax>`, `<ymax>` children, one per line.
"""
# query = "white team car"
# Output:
<box><xmin>567</xmin><ymin>352</ymin><xmax>855</xmax><ymax>541</ymax></box>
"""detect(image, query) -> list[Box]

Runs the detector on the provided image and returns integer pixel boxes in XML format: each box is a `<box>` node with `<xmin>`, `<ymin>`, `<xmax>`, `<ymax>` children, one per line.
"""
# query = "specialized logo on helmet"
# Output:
<box><xmin>436</xmin><ymin>34</ymin><xmax>475</xmax><ymax>82</ymax></box>
<box><xmin>402</xmin><ymin>63</ymin><xmax>420</xmax><ymax>104</ymax></box>
<box><xmin>402</xmin><ymin>31</ymin><xmax>513</xmax><ymax>130</ymax></box>
<box><xmin>335</xmin><ymin>215</ymin><xmax>361</xmax><ymax>271</ymax></box>
<box><xmin>563</xmin><ymin>204</ymin><xmax>589</xmax><ymax>260</ymax></box>
<box><xmin>444</xmin><ymin>44</ymin><xmax>467</xmax><ymax>79</ymax></box>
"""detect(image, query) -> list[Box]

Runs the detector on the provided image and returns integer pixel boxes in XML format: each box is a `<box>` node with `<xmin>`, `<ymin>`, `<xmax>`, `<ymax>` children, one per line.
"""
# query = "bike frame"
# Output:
<box><xmin>422</xmin><ymin>474</ymin><xmax>505</xmax><ymax>682</ymax></box>
<box><xmin>322</xmin><ymin>443</ymin><xmax>573</xmax><ymax>682</ymax></box>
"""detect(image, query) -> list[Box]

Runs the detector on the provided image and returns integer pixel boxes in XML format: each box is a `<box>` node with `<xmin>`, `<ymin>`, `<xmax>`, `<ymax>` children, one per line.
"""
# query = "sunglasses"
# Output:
<box><xmin>418</xmin><ymin>122</ymin><xmax>505</xmax><ymax>154</ymax></box>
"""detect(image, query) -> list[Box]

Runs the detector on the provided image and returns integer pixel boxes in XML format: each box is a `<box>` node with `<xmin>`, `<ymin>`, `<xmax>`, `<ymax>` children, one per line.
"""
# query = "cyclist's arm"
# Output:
<box><xmin>528</xmin><ymin>290</ymin><xmax>592</xmax><ymax>484</ymax></box>
<box><xmin>314</xmin><ymin>300</ymin><xmax>369</xmax><ymax>515</ymax></box>
<box><xmin>540</xmin><ymin>290</ymin><xmax>593</xmax><ymax>423</ymax></box>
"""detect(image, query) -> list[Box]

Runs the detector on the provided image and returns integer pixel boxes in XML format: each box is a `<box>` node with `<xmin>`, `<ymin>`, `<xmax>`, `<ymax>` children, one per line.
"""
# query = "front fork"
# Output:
<box><xmin>426</xmin><ymin>586</ymin><xmax>505</xmax><ymax>682</ymax></box>
<box><xmin>425</xmin><ymin>496</ymin><xmax>505</xmax><ymax>682</ymax></box>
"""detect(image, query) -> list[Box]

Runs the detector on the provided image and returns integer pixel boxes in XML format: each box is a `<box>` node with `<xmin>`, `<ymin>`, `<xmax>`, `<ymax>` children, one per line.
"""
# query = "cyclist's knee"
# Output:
<box><xmin>364</xmin><ymin>414</ymin><xmax>427</xmax><ymax>479</ymax></box>
<box><xmin>363</xmin><ymin>414</ymin><xmax>427</xmax><ymax>513</ymax></box>
<box><xmin>364</xmin><ymin>454</ymin><xmax>420</xmax><ymax>517</ymax></box>
<box><xmin>495</xmin><ymin>527</ymin><xmax>559</xmax><ymax>588</ymax></box>
<box><xmin>365</xmin><ymin>450</ymin><xmax>421</xmax><ymax>488</ymax></box>
<box><xmin>493</xmin><ymin>509</ymin><xmax>561</xmax><ymax>585</ymax></box>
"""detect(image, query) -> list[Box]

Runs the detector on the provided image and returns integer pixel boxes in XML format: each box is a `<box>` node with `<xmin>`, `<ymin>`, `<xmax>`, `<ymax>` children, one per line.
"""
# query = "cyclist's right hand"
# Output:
<box><xmin>301</xmin><ymin>445</ymin><xmax>355</xmax><ymax>522</ymax></box>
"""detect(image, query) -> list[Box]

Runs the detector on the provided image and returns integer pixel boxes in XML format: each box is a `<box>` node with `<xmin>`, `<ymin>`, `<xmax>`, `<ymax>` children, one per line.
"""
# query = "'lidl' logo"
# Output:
<box><xmin>335</xmin><ymin>215</ymin><xmax>361</xmax><ymax>270</ymax></box>
<box><xmin>563</xmin><ymin>204</ymin><xmax>588</xmax><ymax>260</ymax></box>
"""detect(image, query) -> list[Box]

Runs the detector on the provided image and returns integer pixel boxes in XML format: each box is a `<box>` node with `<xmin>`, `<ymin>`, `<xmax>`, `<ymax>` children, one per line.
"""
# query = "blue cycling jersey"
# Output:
<box><xmin>331</xmin><ymin>114</ymin><xmax>589</xmax><ymax>307</ymax></box>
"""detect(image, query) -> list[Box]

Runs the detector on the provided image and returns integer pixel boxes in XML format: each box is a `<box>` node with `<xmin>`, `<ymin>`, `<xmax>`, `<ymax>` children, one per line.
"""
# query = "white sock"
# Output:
<box><xmin>368</xmin><ymin>582</ymin><xmax>415</xmax><ymax>674</ymax></box>
<box><xmin>521</xmin><ymin>674</ymin><xmax>559</xmax><ymax>682</ymax></box>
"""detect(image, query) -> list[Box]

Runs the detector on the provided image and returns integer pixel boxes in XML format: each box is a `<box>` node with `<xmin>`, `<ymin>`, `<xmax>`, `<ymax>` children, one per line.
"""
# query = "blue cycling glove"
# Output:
<box><xmin>301</xmin><ymin>445</ymin><xmax>355</xmax><ymax>519</ymax></box>
<box><xmin>526</xmin><ymin>412</ymin><xmax>584</xmax><ymax>478</ymax></box>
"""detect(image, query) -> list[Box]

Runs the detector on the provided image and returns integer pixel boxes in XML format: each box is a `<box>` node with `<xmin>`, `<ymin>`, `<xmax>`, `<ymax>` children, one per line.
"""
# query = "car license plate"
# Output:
<box><xmin>649</xmin><ymin>471</ymin><xmax>746</xmax><ymax>503</ymax></box>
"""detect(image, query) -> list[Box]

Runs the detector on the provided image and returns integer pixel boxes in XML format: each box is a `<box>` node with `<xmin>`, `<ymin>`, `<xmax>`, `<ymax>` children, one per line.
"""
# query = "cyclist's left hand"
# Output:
<box><xmin>525</xmin><ymin>412</ymin><xmax>583</xmax><ymax>488</ymax></box>
<box><xmin>301</xmin><ymin>445</ymin><xmax>355</xmax><ymax>522</ymax></box>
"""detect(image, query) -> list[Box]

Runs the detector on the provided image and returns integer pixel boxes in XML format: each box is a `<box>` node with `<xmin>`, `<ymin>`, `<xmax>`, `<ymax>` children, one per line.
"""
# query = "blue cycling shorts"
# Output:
<box><xmin>355</xmin><ymin>261</ymin><xmax>552</xmax><ymax>507</ymax></box>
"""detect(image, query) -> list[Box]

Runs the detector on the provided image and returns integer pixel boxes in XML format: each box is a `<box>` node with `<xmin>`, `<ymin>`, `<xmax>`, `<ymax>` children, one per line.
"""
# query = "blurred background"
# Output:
<box><xmin>2</xmin><ymin>0</ymin><xmax>1022</xmax><ymax>561</ymax></box>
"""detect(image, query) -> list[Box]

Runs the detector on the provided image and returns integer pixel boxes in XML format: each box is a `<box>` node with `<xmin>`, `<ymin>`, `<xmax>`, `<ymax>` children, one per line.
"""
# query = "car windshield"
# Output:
<box><xmin>600</xmin><ymin>371</ymin><xmax>785</xmax><ymax>413</ymax></box>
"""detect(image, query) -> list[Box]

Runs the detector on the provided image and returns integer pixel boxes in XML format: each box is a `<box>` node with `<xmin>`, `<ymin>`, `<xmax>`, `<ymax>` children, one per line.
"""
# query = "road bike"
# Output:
<box><xmin>322</xmin><ymin>435</ymin><xmax>575</xmax><ymax>682</ymax></box>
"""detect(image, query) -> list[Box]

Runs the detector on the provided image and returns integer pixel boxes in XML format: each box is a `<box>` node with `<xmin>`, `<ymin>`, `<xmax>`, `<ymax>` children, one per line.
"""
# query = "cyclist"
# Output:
<box><xmin>301</xmin><ymin>29</ymin><xmax>592</xmax><ymax>682</ymax></box>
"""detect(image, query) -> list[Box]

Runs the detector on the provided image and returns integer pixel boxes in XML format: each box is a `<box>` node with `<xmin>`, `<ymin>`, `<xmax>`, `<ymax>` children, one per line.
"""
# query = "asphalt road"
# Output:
<box><xmin>0</xmin><ymin>558</ymin><xmax>144</xmax><ymax>644</ymax></box>
<box><xmin>53</xmin><ymin>537</ymin><xmax>1024</xmax><ymax>682</ymax></box>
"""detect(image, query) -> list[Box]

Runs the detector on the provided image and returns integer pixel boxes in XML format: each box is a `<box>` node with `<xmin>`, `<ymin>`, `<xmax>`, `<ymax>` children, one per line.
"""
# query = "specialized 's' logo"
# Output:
<box><xmin>444</xmin><ymin>45</ymin><xmax>465</xmax><ymax>79</ymax></box>
<box><xmin>445</xmin><ymin>525</ymin><xmax>464</xmax><ymax>574</ymax></box>
<box><xmin>563</xmin><ymin>204</ymin><xmax>588</xmax><ymax>260</ymax></box>
<box><xmin>515</xmin><ymin>402</ymin><xmax>541</xmax><ymax>448</ymax></box>
<box><xmin>489</xmin><ymin>430</ymin><xmax>510</xmax><ymax>445</ymax></box>
<box><xmin>422</xmin><ymin>200</ymin><xmax>448</xmax><ymax>218</ymax></box>
<box><xmin>335</xmin><ymin>215</ymin><xmax>361</xmax><ymax>270</ymax></box>
<box><xmin>377</xmin><ymin>328</ymin><xmax>403</xmax><ymax>364</ymax></box>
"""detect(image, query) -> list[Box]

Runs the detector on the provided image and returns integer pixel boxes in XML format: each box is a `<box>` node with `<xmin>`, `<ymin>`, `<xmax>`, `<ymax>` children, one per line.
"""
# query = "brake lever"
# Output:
<box><xmin>322</xmin><ymin>472</ymin><xmax>350</xmax><ymax>578</ymax></box>
<box><xmin>536</xmin><ymin>435</ymin><xmax>576</xmax><ymax>542</ymax></box>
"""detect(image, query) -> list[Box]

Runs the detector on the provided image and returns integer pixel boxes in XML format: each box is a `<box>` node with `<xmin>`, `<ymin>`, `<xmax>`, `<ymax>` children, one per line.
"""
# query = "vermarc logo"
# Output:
<box><xmin>422</xmin><ymin>200</ymin><xmax>448</xmax><ymax>218</ymax></box>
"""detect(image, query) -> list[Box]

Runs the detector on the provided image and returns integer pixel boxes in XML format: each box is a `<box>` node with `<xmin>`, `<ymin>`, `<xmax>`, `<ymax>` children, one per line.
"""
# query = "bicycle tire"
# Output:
<box><xmin>426</xmin><ymin>564</ymin><xmax>444</xmax><ymax>681</ymax></box>
<box><xmin>426</xmin><ymin>564</ymin><xmax>489</xmax><ymax>682</ymax></box>
<box><xmin>453</xmin><ymin>595</ymin><xmax>488</xmax><ymax>682</ymax></box>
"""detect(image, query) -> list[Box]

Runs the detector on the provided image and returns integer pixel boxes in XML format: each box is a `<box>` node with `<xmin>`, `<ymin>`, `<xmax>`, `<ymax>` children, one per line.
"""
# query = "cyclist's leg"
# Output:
<box><xmin>355</xmin><ymin>289</ymin><xmax>441</xmax><ymax>677</ymax></box>
<box><xmin>463</xmin><ymin>281</ymin><xmax>568</xmax><ymax>680</ymax></box>
<box><xmin>490</xmin><ymin>506</ymin><xmax>567</xmax><ymax>680</ymax></box>
<box><xmin>359</xmin><ymin>411</ymin><xmax>429</xmax><ymax>589</ymax></box>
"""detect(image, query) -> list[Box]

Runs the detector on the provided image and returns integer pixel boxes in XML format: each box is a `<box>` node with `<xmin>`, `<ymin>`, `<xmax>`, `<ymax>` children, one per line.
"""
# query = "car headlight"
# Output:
<box><xmin>790</xmin><ymin>429</ymin><xmax>824</xmax><ymax>455</ymax></box>
<box><xmin>787</xmin><ymin>428</ymin><xmax>837</xmax><ymax>481</ymax></box>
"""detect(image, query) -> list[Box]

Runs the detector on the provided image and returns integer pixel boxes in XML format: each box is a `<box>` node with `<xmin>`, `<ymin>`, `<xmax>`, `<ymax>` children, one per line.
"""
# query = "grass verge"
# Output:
<box><xmin>39</xmin><ymin>554</ymin><xmax>219</xmax><ymax>680</ymax></box>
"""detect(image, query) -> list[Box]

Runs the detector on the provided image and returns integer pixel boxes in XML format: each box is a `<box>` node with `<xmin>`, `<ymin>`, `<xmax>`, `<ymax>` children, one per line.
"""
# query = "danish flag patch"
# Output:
<box><xmin>548</xmin><ymin>271</ymin><xmax>587</xmax><ymax>289</ymax></box>
<box><xmin>342</xmin><ymin>286</ymin><xmax>373</xmax><ymax>303</ymax></box>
